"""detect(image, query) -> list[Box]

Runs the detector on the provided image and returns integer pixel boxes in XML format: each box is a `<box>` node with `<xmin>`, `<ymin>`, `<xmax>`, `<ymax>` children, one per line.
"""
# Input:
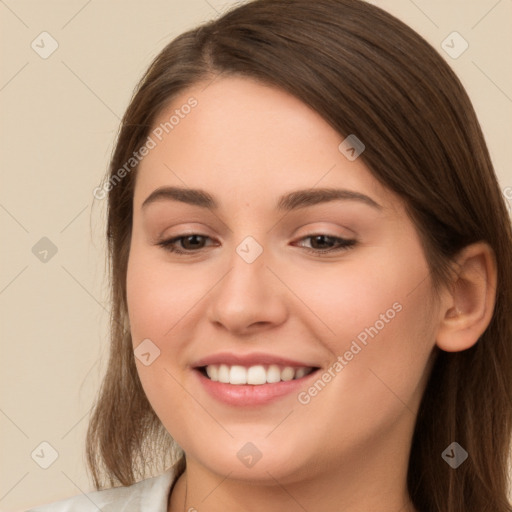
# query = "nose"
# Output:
<box><xmin>206</xmin><ymin>240</ymin><xmax>288</xmax><ymax>336</ymax></box>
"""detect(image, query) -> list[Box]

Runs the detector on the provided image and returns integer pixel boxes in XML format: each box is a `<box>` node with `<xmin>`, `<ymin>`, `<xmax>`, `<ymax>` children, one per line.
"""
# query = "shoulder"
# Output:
<box><xmin>26</xmin><ymin>467</ymin><xmax>177</xmax><ymax>512</ymax></box>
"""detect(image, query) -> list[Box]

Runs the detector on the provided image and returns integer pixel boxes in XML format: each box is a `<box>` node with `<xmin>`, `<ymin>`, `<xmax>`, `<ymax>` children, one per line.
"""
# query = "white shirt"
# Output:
<box><xmin>26</xmin><ymin>466</ymin><xmax>177</xmax><ymax>512</ymax></box>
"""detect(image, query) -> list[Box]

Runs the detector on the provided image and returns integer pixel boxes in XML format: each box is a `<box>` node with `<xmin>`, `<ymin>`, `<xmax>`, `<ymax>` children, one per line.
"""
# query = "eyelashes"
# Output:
<box><xmin>155</xmin><ymin>233</ymin><xmax>357</xmax><ymax>257</ymax></box>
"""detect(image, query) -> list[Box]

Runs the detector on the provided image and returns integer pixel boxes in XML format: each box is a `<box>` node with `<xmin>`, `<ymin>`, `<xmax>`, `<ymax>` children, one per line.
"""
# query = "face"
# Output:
<box><xmin>126</xmin><ymin>75</ymin><xmax>440</xmax><ymax>484</ymax></box>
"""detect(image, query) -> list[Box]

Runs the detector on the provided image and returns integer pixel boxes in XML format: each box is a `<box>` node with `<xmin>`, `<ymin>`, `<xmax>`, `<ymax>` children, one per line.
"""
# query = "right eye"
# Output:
<box><xmin>156</xmin><ymin>234</ymin><xmax>216</xmax><ymax>255</ymax></box>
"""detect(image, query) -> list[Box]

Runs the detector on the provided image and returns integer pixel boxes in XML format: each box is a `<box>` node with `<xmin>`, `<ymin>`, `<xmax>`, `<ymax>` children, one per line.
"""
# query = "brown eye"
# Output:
<box><xmin>295</xmin><ymin>234</ymin><xmax>357</xmax><ymax>255</ymax></box>
<box><xmin>157</xmin><ymin>234</ymin><xmax>214</xmax><ymax>254</ymax></box>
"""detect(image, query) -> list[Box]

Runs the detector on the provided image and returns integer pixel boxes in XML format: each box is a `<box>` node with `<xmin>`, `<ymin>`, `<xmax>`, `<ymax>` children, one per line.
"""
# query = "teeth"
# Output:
<box><xmin>229</xmin><ymin>365</ymin><xmax>247</xmax><ymax>385</ymax></box>
<box><xmin>217</xmin><ymin>364</ymin><xmax>230</xmax><ymax>383</ymax></box>
<box><xmin>266</xmin><ymin>364</ymin><xmax>281</xmax><ymax>383</ymax></box>
<box><xmin>295</xmin><ymin>367</ymin><xmax>308</xmax><ymax>379</ymax></box>
<box><xmin>204</xmin><ymin>364</ymin><xmax>314</xmax><ymax>385</ymax></box>
<box><xmin>281</xmin><ymin>367</ymin><xmax>295</xmax><ymax>381</ymax></box>
<box><xmin>247</xmin><ymin>365</ymin><xmax>267</xmax><ymax>385</ymax></box>
<box><xmin>205</xmin><ymin>365</ymin><xmax>218</xmax><ymax>381</ymax></box>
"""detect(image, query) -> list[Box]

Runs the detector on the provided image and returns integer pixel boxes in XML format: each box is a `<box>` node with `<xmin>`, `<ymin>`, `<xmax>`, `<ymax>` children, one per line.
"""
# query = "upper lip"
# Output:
<box><xmin>192</xmin><ymin>352</ymin><xmax>320</xmax><ymax>369</ymax></box>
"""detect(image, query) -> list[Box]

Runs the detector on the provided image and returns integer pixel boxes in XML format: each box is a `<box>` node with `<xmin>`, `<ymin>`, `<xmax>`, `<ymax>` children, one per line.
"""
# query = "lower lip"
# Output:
<box><xmin>194</xmin><ymin>368</ymin><xmax>319</xmax><ymax>406</ymax></box>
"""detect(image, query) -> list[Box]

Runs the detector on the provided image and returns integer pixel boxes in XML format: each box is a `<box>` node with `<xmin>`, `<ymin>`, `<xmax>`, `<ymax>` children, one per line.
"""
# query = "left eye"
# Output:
<box><xmin>156</xmin><ymin>234</ymin><xmax>357</xmax><ymax>256</ymax></box>
<box><xmin>295</xmin><ymin>234</ymin><xmax>357</xmax><ymax>254</ymax></box>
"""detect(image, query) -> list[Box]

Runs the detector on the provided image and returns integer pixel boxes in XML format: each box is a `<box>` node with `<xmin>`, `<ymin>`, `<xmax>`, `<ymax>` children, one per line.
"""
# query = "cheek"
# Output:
<box><xmin>290</xmin><ymin>244</ymin><xmax>436</xmax><ymax>438</ymax></box>
<box><xmin>288</xmin><ymin>246</ymin><xmax>432</xmax><ymax>353</ymax></box>
<box><xmin>126</xmin><ymin>244</ymin><xmax>206</xmax><ymax>344</ymax></box>
<box><xmin>287</xmin><ymin>241</ymin><xmax>436</xmax><ymax>412</ymax></box>
<box><xmin>126</xmin><ymin>245</ymin><xmax>204</xmax><ymax>433</ymax></box>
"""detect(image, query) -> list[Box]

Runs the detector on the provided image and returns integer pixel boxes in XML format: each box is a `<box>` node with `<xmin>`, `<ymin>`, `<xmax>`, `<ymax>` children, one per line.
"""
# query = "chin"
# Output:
<box><xmin>186</xmin><ymin>435</ymin><xmax>314</xmax><ymax>484</ymax></box>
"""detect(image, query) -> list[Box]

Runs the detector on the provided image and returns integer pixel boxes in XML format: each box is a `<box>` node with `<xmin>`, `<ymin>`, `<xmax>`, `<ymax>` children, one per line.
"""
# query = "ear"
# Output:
<box><xmin>435</xmin><ymin>242</ymin><xmax>497</xmax><ymax>352</ymax></box>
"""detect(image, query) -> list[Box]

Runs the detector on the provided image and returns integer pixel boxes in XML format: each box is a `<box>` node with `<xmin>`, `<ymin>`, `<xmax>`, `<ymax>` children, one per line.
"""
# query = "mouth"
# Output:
<box><xmin>197</xmin><ymin>364</ymin><xmax>319</xmax><ymax>385</ymax></box>
<box><xmin>193</xmin><ymin>360</ymin><xmax>322</xmax><ymax>406</ymax></box>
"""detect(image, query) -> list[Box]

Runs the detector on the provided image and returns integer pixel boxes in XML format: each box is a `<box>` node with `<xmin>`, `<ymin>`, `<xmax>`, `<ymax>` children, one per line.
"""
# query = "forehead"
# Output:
<box><xmin>134</xmin><ymin>75</ymin><xmax>401</xmax><ymax>214</ymax></box>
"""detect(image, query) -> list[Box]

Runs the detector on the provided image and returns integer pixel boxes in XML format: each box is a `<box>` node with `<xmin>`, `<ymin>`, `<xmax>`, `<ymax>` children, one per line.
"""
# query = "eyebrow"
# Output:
<box><xmin>141</xmin><ymin>186</ymin><xmax>382</xmax><ymax>211</ymax></box>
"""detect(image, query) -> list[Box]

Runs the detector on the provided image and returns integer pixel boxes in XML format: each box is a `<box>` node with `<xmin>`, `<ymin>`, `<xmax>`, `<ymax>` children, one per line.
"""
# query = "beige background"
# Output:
<box><xmin>1</xmin><ymin>0</ymin><xmax>511</xmax><ymax>510</ymax></box>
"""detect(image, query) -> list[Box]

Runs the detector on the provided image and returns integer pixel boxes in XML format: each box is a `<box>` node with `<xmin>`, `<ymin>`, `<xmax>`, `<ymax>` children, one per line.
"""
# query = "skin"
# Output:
<box><xmin>125</xmin><ymin>75</ymin><xmax>497</xmax><ymax>512</ymax></box>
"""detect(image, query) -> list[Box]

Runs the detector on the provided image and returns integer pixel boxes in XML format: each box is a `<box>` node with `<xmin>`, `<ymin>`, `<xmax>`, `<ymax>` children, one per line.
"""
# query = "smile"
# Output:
<box><xmin>200</xmin><ymin>364</ymin><xmax>316</xmax><ymax>385</ymax></box>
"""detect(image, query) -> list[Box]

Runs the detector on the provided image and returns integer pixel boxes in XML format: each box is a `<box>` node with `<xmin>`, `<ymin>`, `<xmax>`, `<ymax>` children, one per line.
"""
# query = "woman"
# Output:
<box><xmin>28</xmin><ymin>0</ymin><xmax>512</xmax><ymax>511</ymax></box>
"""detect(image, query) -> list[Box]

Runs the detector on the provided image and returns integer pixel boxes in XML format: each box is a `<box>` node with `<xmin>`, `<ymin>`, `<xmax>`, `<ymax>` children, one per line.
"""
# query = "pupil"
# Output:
<box><xmin>184</xmin><ymin>235</ymin><xmax>203</xmax><ymax>249</ymax></box>
<box><xmin>313</xmin><ymin>235</ymin><xmax>331</xmax><ymax>249</ymax></box>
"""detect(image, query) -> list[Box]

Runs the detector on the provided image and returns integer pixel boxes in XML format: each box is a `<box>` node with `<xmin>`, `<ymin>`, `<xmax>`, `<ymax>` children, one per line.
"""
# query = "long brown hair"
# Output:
<box><xmin>86</xmin><ymin>1</ymin><xmax>512</xmax><ymax>510</ymax></box>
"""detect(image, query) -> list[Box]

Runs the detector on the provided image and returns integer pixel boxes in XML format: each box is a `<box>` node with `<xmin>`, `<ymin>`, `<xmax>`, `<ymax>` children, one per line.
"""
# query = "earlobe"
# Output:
<box><xmin>435</xmin><ymin>242</ymin><xmax>497</xmax><ymax>353</ymax></box>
